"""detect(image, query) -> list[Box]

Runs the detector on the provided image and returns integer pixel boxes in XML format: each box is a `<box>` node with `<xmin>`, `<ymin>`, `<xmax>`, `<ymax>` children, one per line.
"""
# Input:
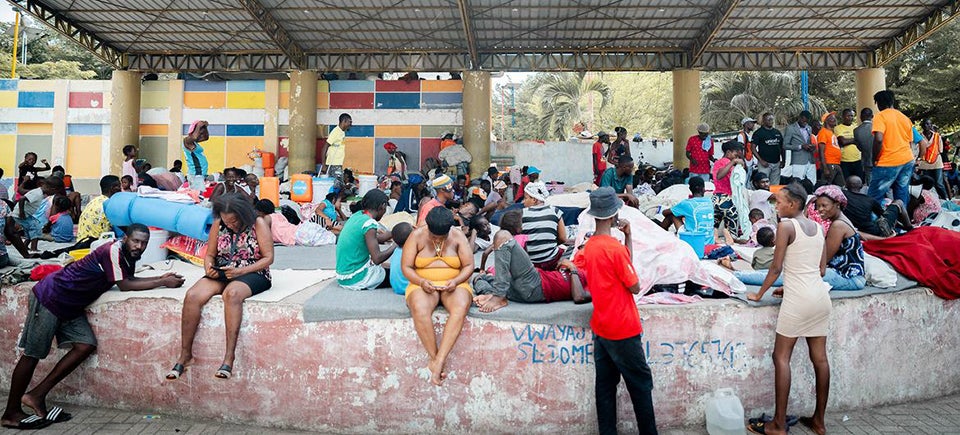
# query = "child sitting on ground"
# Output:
<box><xmin>389</xmin><ymin>223</ymin><xmax>413</xmax><ymax>295</ymax></box>
<box><xmin>749</xmin><ymin>208</ymin><xmax>776</xmax><ymax>247</ymax></box>
<box><xmin>43</xmin><ymin>195</ymin><xmax>75</xmax><ymax>243</ymax></box>
<box><xmin>13</xmin><ymin>177</ymin><xmax>60</xmax><ymax>251</ymax></box>
<box><xmin>752</xmin><ymin>226</ymin><xmax>776</xmax><ymax>270</ymax></box>
<box><xmin>120</xmin><ymin>175</ymin><xmax>134</xmax><ymax>192</ymax></box>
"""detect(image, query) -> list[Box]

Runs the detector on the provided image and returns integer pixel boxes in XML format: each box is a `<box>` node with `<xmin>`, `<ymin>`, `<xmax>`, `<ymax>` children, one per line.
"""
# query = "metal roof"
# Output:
<box><xmin>7</xmin><ymin>0</ymin><xmax>960</xmax><ymax>72</ymax></box>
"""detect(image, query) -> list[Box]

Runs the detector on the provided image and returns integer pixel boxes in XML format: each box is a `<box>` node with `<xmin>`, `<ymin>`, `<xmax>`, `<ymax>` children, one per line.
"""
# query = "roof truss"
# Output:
<box><xmin>9</xmin><ymin>0</ymin><xmax>126</xmax><ymax>68</ymax></box>
<box><xmin>873</xmin><ymin>0</ymin><xmax>960</xmax><ymax>66</ymax></box>
<box><xmin>237</xmin><ymin>0</ymin><xmax>305</xmax><ymax>69</ymax></box>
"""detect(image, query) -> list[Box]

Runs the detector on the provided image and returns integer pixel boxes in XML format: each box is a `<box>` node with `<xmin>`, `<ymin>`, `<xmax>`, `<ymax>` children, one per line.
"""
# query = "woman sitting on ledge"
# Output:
<box><xmin>814</xmin><ymin>185</ymin><xmax>866</xmax><ymax>291</ymax></box>
<box><xmin>166</xmin><ymin>193</ymin><xmax>274</xmax><ymax>380</ymax></box>
<box><xmin>402</xmin><ymin>207</ymin><xmax>473</xmax><ymax>386</ymax></box>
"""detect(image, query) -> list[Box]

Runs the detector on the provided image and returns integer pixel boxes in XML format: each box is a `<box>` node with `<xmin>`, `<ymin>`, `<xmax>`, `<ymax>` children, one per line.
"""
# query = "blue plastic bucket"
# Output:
<box><xmin>678</xmin><ymin>231</ymin><xmax>710</xmax><ymax>259</ymax></box>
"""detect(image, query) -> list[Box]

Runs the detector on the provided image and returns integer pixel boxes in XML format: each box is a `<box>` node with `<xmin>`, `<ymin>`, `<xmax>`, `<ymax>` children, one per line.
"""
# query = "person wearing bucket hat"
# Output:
<box><xmin>384</xmin><ymin>142</ymin><xmax>407</xmax><ymax>180</ymax></box>
<box><xmin>572</xmin><ymin>186</ymin><xmax>657</xmax><ymax>434</ymax></box>
<box><xmin>417</xmin><ymin>175</ymin><xmax>455</xmax><ymax>228</ymax></box>
<box><xmin>593</xmin><ymin>132</ymin><xmax>610</xmax><ymax>186</ymax></box>
<box><xmin>520</xmin><ymin>182</ymin><xmax>568</xmax><ymax>270</ymax></box>
<box><xmin>685</xmin><ymin>123</ymin><xmax>715</xmax><ymax>182</ymax></box>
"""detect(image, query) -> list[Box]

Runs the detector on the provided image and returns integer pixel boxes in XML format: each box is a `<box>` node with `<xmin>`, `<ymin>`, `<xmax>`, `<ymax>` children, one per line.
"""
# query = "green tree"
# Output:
<box><xmin>0</xmin><ymin>21</ymin><xmax>108</xmax><ymax>80</ymax></box>
<box><xmin>595</xmin><ymin>72</ymin><xmax>673</xmax><ymax>138</ymax></box>
<box><xmin>886</xmin><ymin>18</ymin><xmax>960</xmax><ymax>130</ymax></box>
<box><xmin>529</xmin><ymin>72</ymin><xmax>612</xmax><ymax>141</ymax></box>
<box><xmin>701</xmin><ymin>71</ymin><xmax>827</xmax><ymax>132</ymax></box>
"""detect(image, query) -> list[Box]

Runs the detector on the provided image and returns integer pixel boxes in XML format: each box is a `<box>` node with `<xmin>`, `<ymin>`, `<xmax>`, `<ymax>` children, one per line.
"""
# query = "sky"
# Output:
<box><xmin>0</xmin><ymin>8</ymin><xmax>16</xmax><ymax>24</ymax></box>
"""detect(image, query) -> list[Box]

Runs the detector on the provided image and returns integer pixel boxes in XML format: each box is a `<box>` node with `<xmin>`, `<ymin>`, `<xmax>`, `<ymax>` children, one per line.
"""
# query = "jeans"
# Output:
<box><xmin>868</xmin><ymin>162</ymin><xmax>914</xmax><ymax>207</ymax></box>
<box><xmin>595</xmin><ymin>334</ymin><xmax>658</xmax><ymax>435</ymax></box>
<box><xmin>735</xmin><ymin>269</ymin><xmax>865</xmax><ymax>290</ymax></box>
<box><xmin>757</xmin><ymin>163</ymin><xmax>781</xmax><ymax>185</ymax></box>
<box><xmin>920</xmin><ymin>168</ymin><xmax>946</xmax><ymax>199</ymax></box>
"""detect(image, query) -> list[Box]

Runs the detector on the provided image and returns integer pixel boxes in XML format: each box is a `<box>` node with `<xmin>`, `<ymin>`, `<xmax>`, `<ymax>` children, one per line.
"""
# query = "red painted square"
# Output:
<box><xmin>68</xmin><ymin>92</ymin><xmax>104</xmax><ymax>108</ymax></box>
<box><xmin>375</xmin><ymin>80</ymin><xmax>420</xmax><ymax>92</ymax></box>
<box><xmin>420</xmin><ymin>138</ymin><xmax>441</xmax><ymax>166</ymax></box>
<box><xmin>329</xmin><ymin>93</ymin><xmax>374</xmax><ymax>109</ymax></box>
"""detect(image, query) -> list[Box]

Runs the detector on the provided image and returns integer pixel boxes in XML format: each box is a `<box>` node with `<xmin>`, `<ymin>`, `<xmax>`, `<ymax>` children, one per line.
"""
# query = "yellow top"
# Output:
<box><xmin>325</xmin><ymin>126</ymin><xmax>346</xmax><ymax>166</ymax></box>
<box><xmin>835</xmin><ymin>123</ymin><xmax>860</xmax><ymax>162</ymax></box>
<box><xmin>77</xmin><ymin>195</ymin><xmax>112</xmax><ymax>241</ymax></box>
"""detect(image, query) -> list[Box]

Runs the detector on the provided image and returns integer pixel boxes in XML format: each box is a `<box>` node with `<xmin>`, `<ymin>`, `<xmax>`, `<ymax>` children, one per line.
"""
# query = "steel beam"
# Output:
<box><xmin>456</xmin><ymin>0</ymin><xmax>480</xmax><ymax>69</ymax></box>
<box><xmin>689</xmin><ymin>0</ymin><xmax>740</xmax><ymax>66</ymax></box>
<box><xmin>237</xmin><ymin>0</ymin><xmax>305</xmax><ymax>70</ymax></box>
<box><xmin>873</xmin><ymin>0</ymin><xmax>960</xmax><ymax>66</ymax></box>
<box><xmin>7</xmin><ymin>0</ymin><xmax>126</xmax><ymax>68</ymax></box>
<box><xmin>699</xmin><ymin>50</ymin><xmax>871</xmax><ymax>71</ymax></box>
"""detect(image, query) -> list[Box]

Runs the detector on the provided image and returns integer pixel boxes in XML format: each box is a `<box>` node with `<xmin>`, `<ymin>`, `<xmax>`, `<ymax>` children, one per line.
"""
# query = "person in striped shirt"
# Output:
<box><xmin>520</xmin><ymin>182</ymin><xmax>568</xmax><ymax>270</ymax></box>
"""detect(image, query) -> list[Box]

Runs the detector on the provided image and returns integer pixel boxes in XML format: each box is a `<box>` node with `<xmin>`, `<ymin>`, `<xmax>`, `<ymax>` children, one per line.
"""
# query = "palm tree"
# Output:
<box><xmin>701</xmin><ymin>71</ymin><xmax>826</xmax><ymax>132</ymax></box>
<box><xmin>530</xmin><ymin>72</ymin><xmax>612</xmax><ymax>140</ymax></box>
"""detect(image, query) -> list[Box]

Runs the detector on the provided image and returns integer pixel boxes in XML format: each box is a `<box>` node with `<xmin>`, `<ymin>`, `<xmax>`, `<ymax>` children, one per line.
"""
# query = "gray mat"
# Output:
<box><xmin>272</xmin><ymin>245</ymin><xmax>337</xmax><ymax>270</ymax></box>
<box><xmin>302</xmin><ymin>280</ymin><xmax>593</xmax><ymax>327</ymax></box>
<box><xmin>730</xmin><ymin>273</ymin><xmax>919</xmax><ymax>307</ymax></box>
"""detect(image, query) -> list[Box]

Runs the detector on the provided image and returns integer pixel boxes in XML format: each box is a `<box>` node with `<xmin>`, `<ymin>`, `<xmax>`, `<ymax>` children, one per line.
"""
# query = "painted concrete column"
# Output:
<box><xmin>856</xmin><ymin>68</ymin><xmax>886</xmax><ymax>115</ymax></box>
<box><xmin>288</xmin><ymin>70</ymin><xmax>318</xmax><ymax>174</ymax></box>
<box><xmin>462</xmin><ymin>70</ymin><xmax>491</xmax><ymax>178</ymax></box>
<box><xmin>109</xmin><ymin>70</ymin><xmax>141</xmax><ymax>176</ymax></box>
<box><xmin>672</xmin><ymin>69</ymin><xmax>701</xmax><ymax>169</ymax></box>
<box><xmin>166</xmin><ymin>80</ymin><xmax>184</xmax><ymax>168</ymax></box>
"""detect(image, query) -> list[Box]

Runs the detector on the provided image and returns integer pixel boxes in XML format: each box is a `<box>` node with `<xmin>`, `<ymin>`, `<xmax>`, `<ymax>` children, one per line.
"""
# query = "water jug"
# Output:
<box><xmin>705</xmin><ymin>388</ymin><xmax>745</xmax><ymax>435</ymax></box>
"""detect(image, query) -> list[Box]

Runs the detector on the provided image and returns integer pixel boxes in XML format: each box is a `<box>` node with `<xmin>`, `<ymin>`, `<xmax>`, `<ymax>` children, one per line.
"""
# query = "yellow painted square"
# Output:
<box><xmin>141</xmin><ymin>81</ymin><xmax>168</xmax><ymax>92</ymax></box>
<box><xmin>141</xmin><ymin>91</ymin><xmax>169</xmax><ymax>109</ymax></box>
<box><xmin>139</xmin><ymin>124</ymin><xmax>168</xmax><ymax>136</ymax></box>
<box><xmin>0</xmin><ymin>135</ymin><xmax>16</xmax><ymax>176</ymax></box>
<box><xmin>279</xmin><ymin>80</ymin><xmax>290</xmax><ymax>92</ymax></box>
<box><xmin>375</xmin><ymin>125</ymin><xmax>420</xmax><ymax>138</ymax></box>
<box><xmin>18</xmin><ymin>123</ymin><xmax>52</xmax><ymax>135</ymax></box>
<box><xmin>66</xmin><ymin>136</ymin><xmax>102</xmax><ymax>178</ymax></box>
<box><xmin>0</xmin><ymin>91</ymin><xmax>17</xmax><ymax>108</ymax></box>
<box><xmin>183</xmin><ymin>92</ymin><xmax>226</xmax><ymax>109</ymax></box>
<box><xmin>225</xmin><ymin>136</ymin><xmax>266</xmax><ymax>168</ymax></box>
<box><xmin>317</xmin><ymin>81</ymin><xmax>329</xmax><ymax>93</ymax></box>
<box><xmin>343</xmin><ymin>137</ymin><xmax>374</xmax><ymax>174</ymax></box>
<box><xmin>279</xmin><ymin>91</ymin><xmax>289</xmax><ymax>109</ymax></box>
<box><xmin>227</xmin><ymin>92</ymin><xmax>266</xmax><ymax>109</ymax></box>
<box><xmin>200</xmin><ymin>136</ymin><xmax>226</xmax><ymax>174</ymax></box>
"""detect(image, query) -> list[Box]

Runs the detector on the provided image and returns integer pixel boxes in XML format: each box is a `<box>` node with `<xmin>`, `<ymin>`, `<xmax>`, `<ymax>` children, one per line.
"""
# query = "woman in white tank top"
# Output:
<box><xmin>747</xmin><ymin>183</ymin><xmax>830</xmax><ymax>435</ymax></box>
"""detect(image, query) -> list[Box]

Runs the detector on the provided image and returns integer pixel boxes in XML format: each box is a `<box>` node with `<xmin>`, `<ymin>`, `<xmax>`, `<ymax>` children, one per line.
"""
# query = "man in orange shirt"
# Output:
<box><xmin>818</xmin><ymin>112</ymin><xmax>843</xmax><ymax>186</ymax></box>
<box><xmin>869</xmin><ymin>91</ymin><xmax>924</xmax><ymax>206</ymax></box>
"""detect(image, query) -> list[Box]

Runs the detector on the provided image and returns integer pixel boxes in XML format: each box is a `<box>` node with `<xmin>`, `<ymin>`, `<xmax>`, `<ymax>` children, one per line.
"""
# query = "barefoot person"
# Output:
<box><xmin>401</xmin><ymin>207</ymin><xmax>473</xmax><ymax>385</ymax></box>
<box><xmin>747</xmin><ymin>183</ymin><xmax>831</xmax><ymax>435</ymax></box>
<box><xmin>574</xmin><ymin>187</ymin><xmax>657</xmax><ymax>435</ymax></box>
<box><xmin>1</xmin><ymin>224</ymin><xmax>184</xmax><ymax>430</ymax></box>
<box><xmin>473</xmin><ymin>227</ymin><xmax>590</xmax><ymax>313</ymax></box>
<box><xmin>167</xmin><ymin>194</ymin><xmax>274</xmax><ymax>380</ymax></box>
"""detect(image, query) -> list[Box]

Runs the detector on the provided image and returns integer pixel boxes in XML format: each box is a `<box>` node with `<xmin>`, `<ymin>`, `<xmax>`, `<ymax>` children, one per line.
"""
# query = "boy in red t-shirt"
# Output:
<box><xmin>574</xmin><ymin>186</ymin><xmax>657</xmax><ymax>435</ymax></box>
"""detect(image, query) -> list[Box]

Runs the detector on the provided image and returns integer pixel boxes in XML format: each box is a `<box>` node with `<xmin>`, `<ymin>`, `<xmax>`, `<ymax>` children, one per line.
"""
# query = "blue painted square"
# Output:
<box><xmin>183</xmin><ymin>80</ymin><xmax>227</xmax><ymax>92</ymax></box>
<box><xmin>182</xmin><ymin>123</ymin><xmax>226</xmax><ymax>136</ymax></box>
<box><xmin>421</xmin><ymin>92</ymin><xmax>462</xmax><ymax>107</ymax></box>
<box><xmin>0</xmin><ymin>123</ymin><xmax>16</xmax><ymax>134</ymax></box>
<box><xmin>18</xmin><ymin>91</ymin><xmax>55</xmax><ymax>108</ymax></box>
<box><xmin>226</xmin><ymin>124</ymin><xmax>265</xmax><ymax>136</ymax></box>
<box><xmin>0</xmin><ymin>80</ymin><xmax>17</xmax><ymax>91</ymax></box>
<box><xmin>329</xmin><ymin>80</ymin><xmax>375</xmax><ymax>93</ymax></box>
<box><xmin>375</xmin><ymin>92</ymin><xmax>421</xmax><ymax>109</ymax></box>
<box><xmin>331</xmin><ymin>125</ymin><xmax>374</xmax><ymax>137</ymax></box>
<box><xmin>374</xmin><ymin>138</ymin><xmax>421</xmax><ymax>173</ymax></box>
<box><xmin>226</xmin><ymin>81</ymin><xmax>266</xmax><ymax>92</ymax></box>
<box><xmin>67</xmin><ymin>124</ymin><xmax>103</xmax><ymax>136</ymax></box>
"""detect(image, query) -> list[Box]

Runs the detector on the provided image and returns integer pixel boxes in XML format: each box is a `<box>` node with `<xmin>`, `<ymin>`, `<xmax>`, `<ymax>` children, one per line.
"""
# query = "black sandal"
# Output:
<box><xmin>214</xmin><ymin>364</ymin><xmax>232</xmax><ymax>379</ymax></box>
<box><xmin>165</xmin><ymin>363</ymin><xmax>185</xmax><ymax>380</ymax></box>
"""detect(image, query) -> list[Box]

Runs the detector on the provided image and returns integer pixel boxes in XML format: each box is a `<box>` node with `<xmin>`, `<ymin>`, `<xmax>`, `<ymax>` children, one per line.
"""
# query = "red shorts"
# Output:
<box><xmin>538</xmin><ymin>268</ymin><xmax>587</xmax><ymax>302</ymax></box>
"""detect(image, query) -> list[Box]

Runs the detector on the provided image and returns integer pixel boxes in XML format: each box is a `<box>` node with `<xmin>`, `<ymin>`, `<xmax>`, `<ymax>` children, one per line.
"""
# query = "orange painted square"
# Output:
<box><xmin>184</xmin><ymin>92</ymin><xmax>226</xmax><ymax>109</ymax></box>
<box><xmin>17</xmin><ymin>123</ymin><xmax>53</xmax><ymax>135</ymax></box>
<box><xmin>279</xmin><ymin>91</ymin><xmax>289</xmax><ymax>109</ymax></box>
<box><xmin>343</xmin><ymin>137</ymin><xmax>374</xmax><ymax>174</ymax></box>
<box><xmin>375</xmin><ymin>125</ymin><xmax>421</xmax><ymax>138</ymax></box>
<box><xmin>140</xmin><ymin>124</ymin><xmax>168</xmax><ymax>136</ymax></box>
<box><xmin>225</xmin><ymin>136</ymin><xmax>266</xmax><ymax>168</ymax></box>
<box><xmin>66</xmin><ymin>136</ymin><xmax>102</xmax><ymax>178</ymax></box>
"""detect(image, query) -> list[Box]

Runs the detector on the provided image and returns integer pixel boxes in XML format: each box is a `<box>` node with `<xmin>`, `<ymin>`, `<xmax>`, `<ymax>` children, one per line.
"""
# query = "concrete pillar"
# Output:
<box><xmin>288</xmin><ymin>70</ymin><xmax>318</xmax><ymax>174</ymax></box>
<box><xmin>109</xmin><ymin>70</ymin><xmax>141</xmax><ymax>176</ymax></box>
<box><xmin>856</xmin><ymin>68</ymin><xmax>886</xmax><ymax>115</ymax></box>
<box><xmin>167</xmin><ymin>80</ymin><xmax>184</xmax><ymax>168</ymax></box>
<box><xmin>672</xmin><ymin>69</ymin><xmax>700</xmax><ymax>169</ymax></box>
<box><xmin>462</xmin><ymin>70</ymin><xmax>491</xmax><ymax>178</ymax></box>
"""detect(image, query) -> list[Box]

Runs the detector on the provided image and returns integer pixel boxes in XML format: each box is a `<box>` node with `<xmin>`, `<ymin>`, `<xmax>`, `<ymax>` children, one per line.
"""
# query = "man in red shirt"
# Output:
<box><xmin>574</xmin><ymin>187</ymin><xmax>657</xmax><ymax>435</ymax></box>
<box><xmin>686</xmin><ymin>123</ymin><xmax>715</xmax><ymax>181</ymax></box>
<box><xmin>592</xmin><ymin>131</ymin><xmax>609</xmax><ymax>186</ymax></box>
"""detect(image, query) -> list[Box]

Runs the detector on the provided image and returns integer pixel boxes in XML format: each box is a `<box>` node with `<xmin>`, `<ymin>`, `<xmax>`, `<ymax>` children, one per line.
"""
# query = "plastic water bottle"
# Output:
<box><xmin>705</xmin><ymin>388</ymin><xmax>745</xmax><ymax>435</ymax></box>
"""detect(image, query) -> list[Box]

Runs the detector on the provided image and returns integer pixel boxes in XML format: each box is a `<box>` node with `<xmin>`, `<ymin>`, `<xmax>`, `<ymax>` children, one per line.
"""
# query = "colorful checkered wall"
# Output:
<box><xmin>0</xmin><ymin>78</ymin><xmax>463</xmax><ymax>180</ymax></box>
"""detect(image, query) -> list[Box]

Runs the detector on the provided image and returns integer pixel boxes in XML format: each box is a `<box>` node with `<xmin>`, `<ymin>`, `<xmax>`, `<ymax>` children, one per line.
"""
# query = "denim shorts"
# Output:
<box><xmin>18</xmin><ymin>293</ymin><xmax>97</xmax><ymax>359</ymax></box>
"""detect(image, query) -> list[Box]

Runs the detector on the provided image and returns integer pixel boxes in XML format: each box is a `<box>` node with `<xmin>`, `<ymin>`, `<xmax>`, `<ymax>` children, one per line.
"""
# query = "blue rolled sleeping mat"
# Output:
<box><xmin>104</xmin><ymin>192</ymin><xmax>213</xmax><ymax>241</ymax></box>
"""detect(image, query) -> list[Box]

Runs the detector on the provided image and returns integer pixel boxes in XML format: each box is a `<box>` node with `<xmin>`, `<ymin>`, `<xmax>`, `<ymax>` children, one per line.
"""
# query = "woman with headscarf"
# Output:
<box><xmin>183</xmin><ymin>120</ymin><xmax>210</xmax><ymax>189</ymax></box>
<box><xmin>384</xmin><ymin>142</ymin><xmax>407</xmax><ymax>180</ymax></box>
<box><xmin>814</xmin><ymin>185</ymin><xmax>866</xmax><ymax>290</ymax></box>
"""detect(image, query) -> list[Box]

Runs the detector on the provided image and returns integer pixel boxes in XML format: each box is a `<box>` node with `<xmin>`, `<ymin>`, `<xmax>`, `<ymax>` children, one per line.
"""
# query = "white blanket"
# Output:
<box><xmin>89</xmin><ymin>260</ymin><xmax>334</xmax><ymax>307</ymax></box>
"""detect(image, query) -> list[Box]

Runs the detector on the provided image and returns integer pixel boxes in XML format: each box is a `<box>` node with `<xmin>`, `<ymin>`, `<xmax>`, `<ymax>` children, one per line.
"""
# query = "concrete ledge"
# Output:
<box><xmin>1</xmin><ymin>283</ymin><xmax>958</xmax><ymax>433</ymax></box>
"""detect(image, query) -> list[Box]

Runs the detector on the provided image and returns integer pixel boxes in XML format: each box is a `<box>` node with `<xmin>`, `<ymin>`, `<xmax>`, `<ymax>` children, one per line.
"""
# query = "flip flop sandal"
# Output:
<box><xmin>1</xmin><ymin>414</ymin><xmax>53</xmax><ymax>430</ymax></box>
<box><xmin>751</xmin><ymin>413</ymin><xmax>799</xmax><ymax>427</ymax></box>
<box><xmin>45</xmin><ymin>406</ymin><xmax>72</xmax><ymax>423</ymax></box>
<box><xmin>165</xmin><ymin>363</ymin><xmax>185</xmax><ymax>380</ymax></box>
<box><xmin>214</xmin><ymin>364</ymin><xmax>232</xmax><ymax>379</ymax></box>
